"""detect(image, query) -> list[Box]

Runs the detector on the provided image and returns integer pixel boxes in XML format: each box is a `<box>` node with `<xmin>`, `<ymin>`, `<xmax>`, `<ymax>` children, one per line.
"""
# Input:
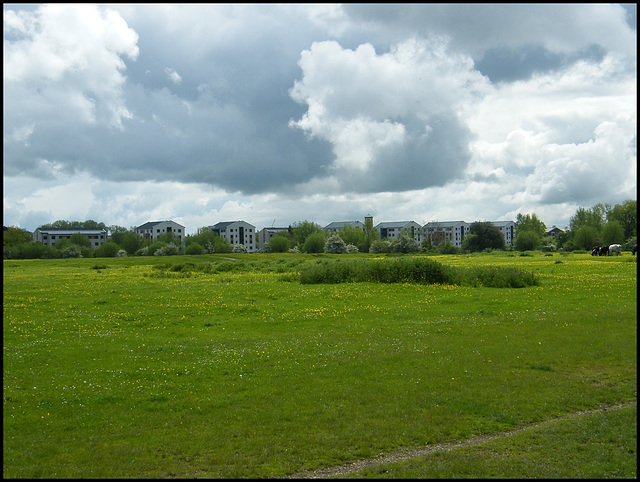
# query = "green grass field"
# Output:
<box><xmin>3</xmin><ymin>251</ymin><xmax>636</xmax><ymax>478</ymax></box>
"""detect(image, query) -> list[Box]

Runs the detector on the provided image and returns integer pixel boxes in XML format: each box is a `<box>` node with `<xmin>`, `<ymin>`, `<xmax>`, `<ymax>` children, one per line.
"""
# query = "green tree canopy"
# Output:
<box><xmin>607</xmin><ymin>199</ymin><xmax>637</xmax><ymax>239</ymax></box>
<box><xmin>515</xmin><ymin>213</ymin><xmax>546</xmax><ymax>238</ymax></box>
<box><xmin>266</xmin><ymin>233</ymin><xmax>290</xmax><ymax>253</ymax></box>
<box><xmin>302</xmin><ymin>231</ymin><xmax>326</xmax><ymax>253</ymax></box>
<box><xmin>291</xmin><ymin>221</ymin><xmax>323</xmax><ymax>247</ymax></box>
<box><xmin>463</xmin><ymin>221</ymin><xmax>506</xmax><ymax>252</ymax></box>
<box><xmin>3</xmin><ymin>227</ymin><xmax>32</xmax><ymax>247</ymax></box>
<box><xmin>600</xmin><ymin>220</ymin><xmax>625</xmax><ymax>246</ymax></box>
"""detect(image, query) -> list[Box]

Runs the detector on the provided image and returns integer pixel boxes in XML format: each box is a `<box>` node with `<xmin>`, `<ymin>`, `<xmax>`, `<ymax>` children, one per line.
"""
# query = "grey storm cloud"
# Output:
<box><xmin>3</xmin><ymin>3</ymin><xmax>636</xmax><ymax>234</ymax></box>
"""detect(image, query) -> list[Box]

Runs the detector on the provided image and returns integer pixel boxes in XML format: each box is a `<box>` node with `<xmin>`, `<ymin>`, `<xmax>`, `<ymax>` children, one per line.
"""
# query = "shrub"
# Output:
<box><xmin>515</xmin><ymin>230</ymin><xmax>541</xmax><ymax>251</ymax></box>
<box><xmin>299</xmin><ymin>257</ymin><xmax>538</xmax><ymax>288</ymax></box>
<box><xmin>267</xmin><ymin>235</ymin><xmax>290</xmax><ymax>253</ymax></box>
<box><xmin>61</xmin><ymin>246</ymin><xmax>83</xmax><ymax>258</ymax></box>
<box><xmin>233</xmin><ymin>244</ymin><xmax>248</xmax><ymax>253</ymax></box>
<box><xmin>154</xmin><ymin>243</ymin><xmax>179</xmax><ymax>256</ymax></box>
<box><xmin>302</xmin><ymin>232</ymin><xmax>326</xmax><ymax>253</ymax></box>
<box><xmin>390</xmin><ymin>234</ymin><xmax>421</xmax><ymax>253</ymax></box>
<box><xmin>369</xmin><ymin>240</ymin><xmax>391</xmax><ymax>253</ymax></box>
<box><xmin>185</xmin><ymin>243</ymin><xmax>204</xmax><ymax>255</ymax></box>
<box><xmin>324</xmin><ymin>234</ymin><xmax>348</xmax><ymax>254</ymax></box>
<box><xmin>95</xmin><ymin>241</ymin><xmax>120</xmax><ymax>258</ymax></box>
<box><xmin>116</xmin><ymin>249</ymin><xmax>128</xmax><ymax>257</ymax></box>
<box><xmin>438</xmin><ymin>241</ymin><xmax>459</xmax><ymax>254</ymax></box>
<box><xmin>346</xmin><ymin>244</ymin><xmax>359</xmax><ymax>253</ymax></box>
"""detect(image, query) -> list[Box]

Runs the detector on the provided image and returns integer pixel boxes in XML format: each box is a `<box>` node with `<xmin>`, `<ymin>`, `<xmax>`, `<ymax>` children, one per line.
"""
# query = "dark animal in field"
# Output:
<box><xmin>609</xmin><ymin>244</ymin><xmax>622</xmax><ymax>256</ymax></box>
<box><xmin>599</xmin><ymin>245</ymin><xmax>609</xmax><ymax>256</ymax></box>
<box><xmin>632</xmin><ymin>244</ymin><xmax>637</xmax><ymax>255</ymax></box>
<box><xmin>591</xmin><ymin>246</ymin><xmax>600</xmax><ymax>256</ymax></box>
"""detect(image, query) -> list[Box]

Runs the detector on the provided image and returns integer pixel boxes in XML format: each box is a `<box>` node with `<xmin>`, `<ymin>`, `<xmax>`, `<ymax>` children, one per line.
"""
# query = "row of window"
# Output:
<box><xmin>42</xmin><ymin>235</ymin><xmax>105</xmax><ymax>240</ymax></box>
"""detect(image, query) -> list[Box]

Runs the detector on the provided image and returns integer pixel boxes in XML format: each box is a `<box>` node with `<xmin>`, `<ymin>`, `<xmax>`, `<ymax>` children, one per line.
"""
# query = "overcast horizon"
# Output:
<box><xmin>3</xmin><ymin>4</ymin><xmax>637</xmax><ymax>236</ymax></box>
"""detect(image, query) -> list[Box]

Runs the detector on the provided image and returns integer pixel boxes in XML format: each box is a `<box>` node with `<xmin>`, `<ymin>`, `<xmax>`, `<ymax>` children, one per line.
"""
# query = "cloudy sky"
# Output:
<box><xmin>3</xmin><ymin>4</ymin><xmax>636</xmax><ymax>235</ymax></box>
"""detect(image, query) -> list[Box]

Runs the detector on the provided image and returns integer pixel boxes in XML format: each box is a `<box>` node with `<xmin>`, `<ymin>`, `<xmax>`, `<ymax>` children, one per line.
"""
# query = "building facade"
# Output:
<box><xmin>209</xmin><ymin>221</ymin><xmax>256</xmax><ymax>252</ymax></box>
<box><xmin>135</xmin><ymin>221</ymin><xmax>185</xmax><ymax>243</ymax></box>
<box><xmin>32</xmin><ymin>228</ymin><xmax>108</xmax><ymax>249</ymax></box>
<box><xmin>375</xmin><ymin>221</ymin><xmax>423</xmax><ymax>243</ymax></box>
<box><xmin>423</xmin><ymin>221</ymin><xmax>469</xmax><ymax>248</ymax></box>
<box><xmin>423</xmin><ymin>220</ymin><xmax>517</xmax><ymax>248</ymax></box>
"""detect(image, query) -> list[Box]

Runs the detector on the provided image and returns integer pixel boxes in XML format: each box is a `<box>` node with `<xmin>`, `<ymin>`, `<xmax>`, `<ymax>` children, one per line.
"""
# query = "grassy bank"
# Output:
<box><xmin>3</xmin><ymin>251</ymin><xmax>636</xmax><ymax>478</ymax></box>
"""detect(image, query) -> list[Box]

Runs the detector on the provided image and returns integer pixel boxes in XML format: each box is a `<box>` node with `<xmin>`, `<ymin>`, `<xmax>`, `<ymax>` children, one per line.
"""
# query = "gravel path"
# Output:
<box><xmin>284</xmin><ymin>401</ymin><xmax>637</xmax><ymax>479</ymax></box>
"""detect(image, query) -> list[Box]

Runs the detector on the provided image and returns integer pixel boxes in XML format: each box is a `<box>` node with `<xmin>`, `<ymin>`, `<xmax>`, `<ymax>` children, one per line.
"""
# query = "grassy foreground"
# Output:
<box><xmin>3</xmin><ymin>251</ymin><xmax>637</xmax><ymax>478</ymax></box>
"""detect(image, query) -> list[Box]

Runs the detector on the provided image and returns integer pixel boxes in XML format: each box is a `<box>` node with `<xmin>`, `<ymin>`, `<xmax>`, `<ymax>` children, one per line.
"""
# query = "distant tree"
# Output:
<box><xmin>302</xmin><ymin>231</ymin><xmax>326</xmax><ymax>253</ymax></box>
<box><xmin>570</xmin><ymin>206</ymin><xmax>606</xmax><ymax>234</ymax></box>
<box><xmin>157</xmin><ymin>232</ymin><xmax>182</xmax><ymax>246</ymax></box>
<box><xmin>463</xmin><ymin>222</ymin><xmax>506</xmax><ymax>252</ymax></box>
<box><xmin>362</xmin><ymin>217</ymin><xmax>379</xmax><ymax>254</ymax></box>
<box><xmin>291</xmin><ymin>221</ymin><xmax>323</xmax><ymax>248</ymax></box>
<box><xmin>95</xmin><ymin>241</ymin><xmax>120</xmax><ymax>258</ymax></box>
<box><xmin>607</xmin><ymin>199</ymin><xmax>637</xmax><ymax>239</ymax></box>
<box><xmin>69</xmin><ymin>233</ymin><xmax>91</xmax><ymax>248</ymax></box>
<box><xmin>515</xmin><ymin>213</ymin><xmax>546</xmax><ymax>238</ymax></box>
<box><xmin>338</xmin><ymin>225</ymin><xmax>365</xmax><ymax>252</ymax></box>
<box><xmin>186</xmin><ymin>229</ymin><xmax>230</xmax><ymax>253</ymax></box>
<box><xmin>267</xmin><ymin>233</ymin><xmax>290</xmax><ymax>253</ymax></box>
<box><xmin>118</xmin><ymin>231</ymin><xmax>143</xmax><ymax>255</ymax></box>
<box><xmin>572</xmin><ymin>226</ymin><xmax>600</xmax><ymax>251</ymax></box>
<box><xmin>514</xmin><ymin>230</ymin><xmax>540</xmax><ymax>251</ymax></box>
<box><xmin>600</xmin><ymin>220</ymin><xmax>625</xmax><ymax>246</ymax></box>
<box><xmin>438</xmin><ymin>241</ymin><xmax>458</xmax><ymax>254</ymax></box>
<box><xmin>3</xmin><ymin>226</ymin><xmax>32</xmax><ymax>247</ymax></box>
<box><xmin>185</xmin><ymin>242</ymin><xmax>204</xmax><ymax>255</ymax></box>
<box><xmin>108</xmin><ymin>225</ymin><xmax>129</xmax><ymax>246</ymax></box>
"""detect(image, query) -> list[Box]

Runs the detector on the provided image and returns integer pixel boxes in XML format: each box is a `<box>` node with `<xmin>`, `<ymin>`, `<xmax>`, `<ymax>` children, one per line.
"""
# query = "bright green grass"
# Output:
<box><xmin>3</xmin><ymin>252</ymin><xmax>636</xmax><ymax>478</ymax></box>
<box><xmin>342</xmin><ymin>405</ymin><xmax>637</xmax><ymax>478</ymax></box>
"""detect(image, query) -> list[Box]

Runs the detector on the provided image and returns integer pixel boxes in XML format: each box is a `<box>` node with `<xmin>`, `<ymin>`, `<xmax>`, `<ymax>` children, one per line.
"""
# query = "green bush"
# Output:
<box><xmin>185</xmin><ymin>242</ymin><xmax>204</xmax><ymax>255</ymax></box>
<box><xmin>303</xmin><ymin>232</ymin><xmax>326</xmax><ymax>253</ymax></box>
<box><xmin>95</xmin><ymin>241</ymin><xmax>121</xmax><ymax>258</ymax></box>
<box><xmin>299</xmin><ymin>257</ymin><xmax>538</xmax><ymax>288</ymax></box>
<box><xmin>324</xmin><ymin>234</ymin><xmax>348</xmax><ymax>254</ymax></box>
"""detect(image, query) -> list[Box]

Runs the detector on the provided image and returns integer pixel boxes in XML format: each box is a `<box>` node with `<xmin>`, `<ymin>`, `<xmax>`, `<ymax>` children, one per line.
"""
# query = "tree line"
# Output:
<box><xmin>3</xmin><ymin>200</ymin><xmax>636</xmax><ymax>259</ymax></box>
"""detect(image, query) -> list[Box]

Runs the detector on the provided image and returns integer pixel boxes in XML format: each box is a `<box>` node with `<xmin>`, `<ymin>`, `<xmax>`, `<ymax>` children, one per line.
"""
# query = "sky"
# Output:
<box><xmin>3</xmin><ymin>4</ymin><xmax>637</xmax><ymax>236</ymax></box>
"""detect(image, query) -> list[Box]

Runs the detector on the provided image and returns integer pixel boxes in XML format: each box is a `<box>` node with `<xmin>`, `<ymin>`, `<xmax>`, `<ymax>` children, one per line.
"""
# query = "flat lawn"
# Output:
<box><xmin>3</xmin><ymin>251</ymin><xmax>637</xmax><ymax>478</ymax></box>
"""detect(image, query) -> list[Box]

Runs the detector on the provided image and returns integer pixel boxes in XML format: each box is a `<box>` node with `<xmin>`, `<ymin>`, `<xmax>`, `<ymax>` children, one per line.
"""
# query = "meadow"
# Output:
<box><xmin>3</xmin><ymin>251</ymin><xmax>637</xmax><ymax>478</ymax></box>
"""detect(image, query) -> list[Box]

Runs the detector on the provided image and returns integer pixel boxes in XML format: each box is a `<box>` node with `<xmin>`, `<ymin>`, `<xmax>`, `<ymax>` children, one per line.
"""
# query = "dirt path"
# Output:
<box><xmin>284</xmin><ymin>401</ymin><xmax>636</xmax><ymax>479</ymax></box>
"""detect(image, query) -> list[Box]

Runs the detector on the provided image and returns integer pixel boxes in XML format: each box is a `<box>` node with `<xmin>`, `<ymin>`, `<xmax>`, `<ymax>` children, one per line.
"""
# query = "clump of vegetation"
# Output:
<box><xmin>299</xmin><ymin>257</ymin><xmax>539</xmax><ymax>288</ymax></box>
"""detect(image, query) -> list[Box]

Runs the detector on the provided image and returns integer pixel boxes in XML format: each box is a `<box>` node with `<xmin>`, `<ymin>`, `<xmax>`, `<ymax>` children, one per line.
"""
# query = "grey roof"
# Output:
<box><xmin>209</xmin><ymin>220</ymin><xmax>255</xmax><ymax>230</ymax></box>
<box><xmin>375</xmin><ymin>221</ymin><xmax>419</xmax><ymax>228</ymax></box>
<box><xmin>324</xmin><ymin>221</ymin><xmax>363</xmax><ymax>230</ymax></box>
<box><xmin>135</xmin><ymin>221</ymin><xmax>163</xmax><ymax>230</ymax></box>
<box><xmin>424</xmin><ymin>221</ymin><xmax>466</xmax><ymax>228</ymax></box>
<box><xmin>135</xmin><ymin>220</ymin><xmax>184</xmax><ymax>230</ymax></box>
<box><xmin>36</xmin><ymin>228</ymin><xmax>106</xmax><ymax>234</ymax></box>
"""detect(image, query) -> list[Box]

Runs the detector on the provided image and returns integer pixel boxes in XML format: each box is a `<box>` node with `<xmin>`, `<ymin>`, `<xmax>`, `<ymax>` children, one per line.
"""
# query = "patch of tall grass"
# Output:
<box><xmin>299</xmin><ymin>257</ymin><xmax>540</xmax><ymax>288</ymax></box>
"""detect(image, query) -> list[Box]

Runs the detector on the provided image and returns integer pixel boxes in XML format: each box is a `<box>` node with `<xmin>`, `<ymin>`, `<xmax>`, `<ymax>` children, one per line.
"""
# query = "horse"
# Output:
<box><xmin>599</xmin><ymin>245</ymin><xmax>609</xmax><ymax>256</ymax></box>
<box><xmin>609</xmin><ymin>244</ymin><xmax>622</xmax><ymax>256</ymax></box>
<box><xmin>633</xmin><ymin>244</ymin><xmax>637</xmax><ymax>256</ymax></box>
<box><xmin>591</xmin><ymin>246</ymin><xmax>600</xmax><ymax>256</ymax></box>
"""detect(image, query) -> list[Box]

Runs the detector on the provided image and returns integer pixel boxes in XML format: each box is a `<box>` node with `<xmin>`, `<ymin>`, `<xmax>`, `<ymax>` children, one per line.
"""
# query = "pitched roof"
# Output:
<box><xmin>36</xmin><ymin>228</ymin><xmax>106</xmax><ymax>234</ymax></box>
<box><xmin>375</xmin><ymin>221</ymin><xmax>418</xmax><ymax>228</ymax></box>
<box><xmin>324</xmin><ymin>221</ymin><xmax>363</xmax><ymax>230</ymax></box>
